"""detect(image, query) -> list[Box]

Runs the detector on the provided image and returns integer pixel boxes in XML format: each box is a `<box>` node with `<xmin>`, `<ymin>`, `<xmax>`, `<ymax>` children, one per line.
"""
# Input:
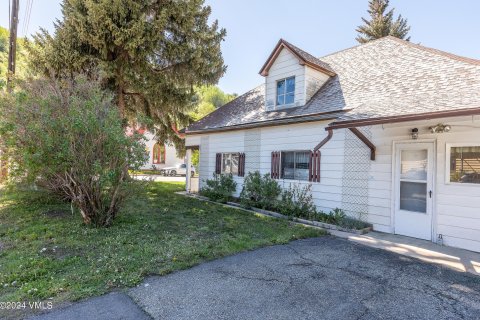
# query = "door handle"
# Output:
<box><xmin>429</xmin><ymin>190</ymin><xmax>433</xmax><ymax>198</ymax></box>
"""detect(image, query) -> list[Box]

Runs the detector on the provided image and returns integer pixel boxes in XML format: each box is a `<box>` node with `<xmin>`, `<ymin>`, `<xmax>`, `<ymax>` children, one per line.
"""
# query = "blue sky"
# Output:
<box><xmin>2</xmin><ymin>0</ymin><xmax>480</xmax><ymax>94</ymax></box>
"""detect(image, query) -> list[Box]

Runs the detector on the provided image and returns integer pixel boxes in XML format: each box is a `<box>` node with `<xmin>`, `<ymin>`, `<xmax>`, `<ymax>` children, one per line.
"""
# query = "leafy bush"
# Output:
<box><xmin>277</xmin><ymin>183</ymin><xmax>317</xmax><ymax>219</ymax></box>
<box><xmin>200</xmin><ymin>173</ymin><xmax>237</xmax><ymax>203</ymax></box>
<box><xmin>240</xmin><ymin>171</ymin><xmax>281</xmax><ymax>210</ymax></box>
<box><xmin>0</xmin><ymin>76</ymin><xmax>147</xmax><ymax>227</ymax></box>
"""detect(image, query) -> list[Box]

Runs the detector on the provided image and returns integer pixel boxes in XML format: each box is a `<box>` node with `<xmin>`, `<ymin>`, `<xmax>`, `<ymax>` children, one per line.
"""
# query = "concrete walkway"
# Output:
<box><xmin>331</xmin><ymin>230</ymin><xmax>480</xmax><ymax>276</ymax></box>
<box><xmin>28</xmin><ymin>237</ymin><xmax>480</xmax><ymax>320</ymax></box>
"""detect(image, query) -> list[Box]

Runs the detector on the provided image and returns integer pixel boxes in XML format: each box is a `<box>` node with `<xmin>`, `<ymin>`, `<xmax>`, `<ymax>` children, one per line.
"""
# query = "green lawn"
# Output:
<box><xmin>0</xmin><ymin>182</ymin><xmax>325</xmax><ymax>305</ymax></box>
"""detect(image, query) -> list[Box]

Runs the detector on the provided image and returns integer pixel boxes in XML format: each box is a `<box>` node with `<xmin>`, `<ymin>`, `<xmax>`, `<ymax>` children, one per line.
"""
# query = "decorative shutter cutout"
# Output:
<box><xmin>271</xmin><ymin>151</ymin><xmax>281</xmax><ymax>179</ymax></box>
<box><xmin>238</xmin><ymin>153</ymin><xmax>246</xmax><ymax>177</ymax></box>
<box><xmin>309</xmin><ymin>150</ymin><xmax>321</xmax><ymax>182</ymax></box>
<box><xmin>215</xmin><ymin>153</ymin><xmax>222</xmax><ymax>174</ymax></box>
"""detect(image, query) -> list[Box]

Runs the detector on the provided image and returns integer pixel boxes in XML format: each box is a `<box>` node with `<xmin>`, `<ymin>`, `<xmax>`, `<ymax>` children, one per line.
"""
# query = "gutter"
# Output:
<box><xmin>327</xmin><ymin>107</ymin><xmax>480</xmax><ymax>130</ymax></box>
<box><xmin>185</xmin><ymin>109</ymin><xmax>350</xmax><ymax>135</ymax></box>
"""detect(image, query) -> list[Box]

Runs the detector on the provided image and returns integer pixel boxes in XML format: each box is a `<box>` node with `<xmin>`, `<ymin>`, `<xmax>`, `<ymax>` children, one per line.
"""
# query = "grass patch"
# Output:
<box><xmin>0</xmin><ymin>182</ymin><xmax>324</xmax><ymax>306</ymax></box>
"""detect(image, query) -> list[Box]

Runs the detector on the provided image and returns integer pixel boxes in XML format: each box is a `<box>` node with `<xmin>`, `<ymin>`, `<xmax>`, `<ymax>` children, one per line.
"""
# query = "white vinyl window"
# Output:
<box><xmin>222</xmin><ymin>153</ymin><xmax>239</xmax><ymax>175</ymax></box>
<box><xmin>447</xmin><ymin>145</ymin><xmax>480</xmax><ymax>184</ymax></box>
<box><xmin>276</xmin><ymin>77</ymin><xmax>295</xmax><ymax>106</ymax></box>
<box><xmin>281</xmin><ymin>151</ymin><xmax>309</xmax><ymax>180</ymax></box>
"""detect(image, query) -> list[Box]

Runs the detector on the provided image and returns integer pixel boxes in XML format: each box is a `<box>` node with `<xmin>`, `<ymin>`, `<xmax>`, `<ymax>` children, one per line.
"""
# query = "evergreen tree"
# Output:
<box><xmin>356</xmin><ymin>0</ymin><xmax>410</xmax><ymax>44</ymax></box>
<box><xmin>27</xmin><ymin>0</ymin><xmax>226</xmax><ymax>149</ymax></box>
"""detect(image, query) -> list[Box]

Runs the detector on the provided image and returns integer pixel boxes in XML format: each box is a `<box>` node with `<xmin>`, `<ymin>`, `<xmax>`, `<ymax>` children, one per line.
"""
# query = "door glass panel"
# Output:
<box><xmin>401</xmin><ymin>150</ymin><xmax>427</xmax><ymax>180</ymax></box>
<box><xmin>400</xmin><ymin>181</ymin><xmax>427</xmax><ymax>213</ymax></box>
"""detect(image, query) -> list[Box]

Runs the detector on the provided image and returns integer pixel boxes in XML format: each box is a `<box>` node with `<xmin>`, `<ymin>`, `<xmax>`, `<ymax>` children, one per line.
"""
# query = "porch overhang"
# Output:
<box><xmin>326</xmin><ymin>107</ymin><xmax>480</xmax><ymax>130</ymax></box>
<box><xmin>318</xmin><ymin>107</ymin><xmax>480</xmax><ymax>162</ymax></box>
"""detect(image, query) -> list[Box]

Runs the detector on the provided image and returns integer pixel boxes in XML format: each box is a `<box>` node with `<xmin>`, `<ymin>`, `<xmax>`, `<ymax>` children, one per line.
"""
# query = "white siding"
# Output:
<box><xmin>367</xmin><ymin>115</ymin><xmax>480</xmax><ymax>251</ymax></box>
<box><xmin>265</xmin><ymin>49</ymin><xmax>306</xmax><ymax>109</ymax></box>
<box><xmin>189</xmin><ymin>121</ymin><xmax>345</xmax><ymax>212</ymax></box>
<box><xmin>186</xmin><ymin>115</ymin><xmax>480</xmax><ymax>252</ymax></box>
<box><xmin>305</xmin><ymin>66</ymin><xmax>330</xmax><ymax>102</ymax></box>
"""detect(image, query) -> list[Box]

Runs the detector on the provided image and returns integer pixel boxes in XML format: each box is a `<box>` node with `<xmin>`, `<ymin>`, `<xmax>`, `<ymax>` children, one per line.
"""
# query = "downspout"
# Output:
<box><xmin>309</xmin><ymin>129</ymin><xmax>333</xmax><ymax>182</ymax></box>
<box><xmin>314</xmin><ymin>128</ymin><xmax>333</xmax><ymax>151</ymax></box>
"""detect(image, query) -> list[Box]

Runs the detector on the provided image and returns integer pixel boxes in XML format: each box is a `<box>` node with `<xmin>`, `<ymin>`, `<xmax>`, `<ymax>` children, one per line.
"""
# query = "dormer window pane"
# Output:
<box><xmin>276</xmin><ymin>76</ymin><xmax>295</xmax><ymax>106</ymax></box>
<box><xmin>285</xmin><ymin>92</ymin><xmax>294</xmax><ymax>104</ymax></box>
<box><xmin>286</xmin><ymin>77</ymin><xmax>295</xmax><ymax>92</ymax></box>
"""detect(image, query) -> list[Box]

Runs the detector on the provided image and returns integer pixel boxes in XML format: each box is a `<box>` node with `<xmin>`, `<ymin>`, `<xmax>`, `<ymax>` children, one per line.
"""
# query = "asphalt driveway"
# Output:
<box><xmin>31</xmin><ymin>237</ymin><xmax>480</xmax><ymax>320</ymax></box>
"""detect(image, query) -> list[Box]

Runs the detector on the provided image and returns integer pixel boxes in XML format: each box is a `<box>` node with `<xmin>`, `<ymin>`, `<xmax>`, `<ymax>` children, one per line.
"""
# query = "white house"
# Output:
<box><xmin>184</xmin><ymin>37</ymin><xmax>480</xmax><ymax>253</ymax></box>
<box><xmin>126</xmin><ymin>128</ymin><xmax>185</xmax><ymax>170</ymax></box>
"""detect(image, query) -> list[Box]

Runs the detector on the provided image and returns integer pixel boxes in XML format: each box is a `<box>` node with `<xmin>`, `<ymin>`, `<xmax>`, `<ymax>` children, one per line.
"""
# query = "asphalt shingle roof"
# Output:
<box><xmin>186</xmin><ymin>36</ymin><xmax>480</xmax><ymax>133</ymax></box>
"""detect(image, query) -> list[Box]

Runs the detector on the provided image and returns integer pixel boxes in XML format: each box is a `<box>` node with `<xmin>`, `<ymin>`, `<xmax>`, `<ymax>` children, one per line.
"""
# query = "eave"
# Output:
<box><xmin>259</xmin><ymin>39</ymin><xmax>336</xmax><ymax>77</ymax></box>
<box><xmin>327</xmin><ymin>107</ymin><xmax>480</xmax><ymax>130</ymax></box>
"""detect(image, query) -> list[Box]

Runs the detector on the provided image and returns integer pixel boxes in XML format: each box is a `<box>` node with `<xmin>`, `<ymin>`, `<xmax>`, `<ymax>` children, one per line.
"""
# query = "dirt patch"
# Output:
<box><xmin>43</xmin><ymin>209</ymin><xmax>71</xmax><ymax>218</ymax></box>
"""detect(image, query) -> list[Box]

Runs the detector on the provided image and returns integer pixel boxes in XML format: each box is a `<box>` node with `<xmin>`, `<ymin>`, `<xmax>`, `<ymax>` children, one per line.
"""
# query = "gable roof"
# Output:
<box><xmin>185</xmin><ymin>84</ymin><xmax>348</xmax><ymax>133</ymax></box>
<box><xmin>186</xmin><ymin>37</ymin><xmax>480</xmax><ymax>134</ymax></box>
<box><xmin>319</xmin><ymin>36</ymin><xmax>480</xmax><ymax>125</ymax></box>
<box><xmin>259</xmin><ymin>39</ymin><xmax>336</xmax><ymax>77</ymax></box>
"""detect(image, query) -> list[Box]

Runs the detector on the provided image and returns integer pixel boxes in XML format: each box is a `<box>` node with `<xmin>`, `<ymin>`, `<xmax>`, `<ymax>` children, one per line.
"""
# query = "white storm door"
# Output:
<box><xmin>394</xmin><ymin>142</ymin><xmax>434</xmax><ymax>241</ymax></box>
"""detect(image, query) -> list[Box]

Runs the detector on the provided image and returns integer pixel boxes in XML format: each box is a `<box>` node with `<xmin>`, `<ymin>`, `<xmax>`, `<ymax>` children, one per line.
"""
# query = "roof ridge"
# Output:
<box><xmin>385</xmin><ymin>36</ymin><xmax>480</xmax><ymax>66</ymax></box>
<box><xmin>321</xmin><ymin>36</ymin><xmax>480</xmax><ymax>66</ymax></box>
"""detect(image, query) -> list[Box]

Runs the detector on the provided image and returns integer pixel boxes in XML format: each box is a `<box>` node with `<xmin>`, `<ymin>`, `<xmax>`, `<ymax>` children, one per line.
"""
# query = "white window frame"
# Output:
<box><xmin>280</xmin><ymin>150</ymin><xmax>310</xmax><ymax>181</ymax></box>
<box><xmin>445</xmin><ymin>143</ymin><xmax>480</xmax><ymax>185</ymax></box>
<box><xmin>221</xmin><ymin>153</ymin><xmax>239</xmax><ymax>176</ymax></box>
<box><xmin>276</xmin><ymin>76</ymin><xmax>295</xmax><ymax>107</ymax></box>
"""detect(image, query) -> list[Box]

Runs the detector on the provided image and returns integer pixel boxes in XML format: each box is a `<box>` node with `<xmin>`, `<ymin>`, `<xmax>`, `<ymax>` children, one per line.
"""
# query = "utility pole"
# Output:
<box><xmin>7</xmin><ymin>0</ymin><xmax>20</xmax><ymax>92</ymax></box>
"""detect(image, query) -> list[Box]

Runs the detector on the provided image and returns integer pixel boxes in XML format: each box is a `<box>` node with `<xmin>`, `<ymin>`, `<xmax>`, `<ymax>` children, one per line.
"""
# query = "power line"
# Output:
<box><xmin>22</xmin><ymin>0</ymin><xmax>34</xmax><ymax>36</ymax></box>
<box><xmin>25</xmin><ymin>0</ymin><xmax>34</xmax><ymax>36</ymax></box>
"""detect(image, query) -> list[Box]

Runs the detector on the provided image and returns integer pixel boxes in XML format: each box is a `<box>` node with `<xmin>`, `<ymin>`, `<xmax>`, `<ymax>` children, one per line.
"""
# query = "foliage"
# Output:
<box><xmin>0</xmin><ymin>182</ymin><xmax>325</xmax><ymax>312</ymax></box>
<box><xmin>277</xmin><ymin>183</ymin><xmax>317</xmax><ymax>219</ymax></box>
<box><xmin>0</xmin><ymin>76</ymin><xmax>147</xmax><ymax>227</ymax></box>
<box><xmin>356</xmin><ymin>0</ymin><xmax>410</xmax><ymax>43</ymax></box>
<box><xmin>236</xmin><ymin>177</ymin><xmax>370</xmax><ymax>230</ymax></box>
<box><xmin>200</xmin><ymin>173</ymin><xmax>237</xmax><ymax>203</ymax></box>
<box><xmin>312</xmin><ymin>208</ymin><xmax>370</xmax><ymax>230</ymax></box>
<box><xmin>190</xmin><ymin>85</ymin><xmax>236</xmax><ymax>120</ymax></box>
<box><xmin>27</xmin><ymin>0</ymin><xmax>227</xmax><ymax>151</ymax></box>
<box><xmin>0</xmin><ymin>26</ymin><xmax>31</xmax><ymax>90</ymax></box>
<box><xmin>239</xmin><ymin>171</ymin><xmax>281</xmax><ymax>210</ymax></box>
<box><xmin>191</xmin><ymin>149</ymin><xmax>200</xmax><ymax>168</ymax></box>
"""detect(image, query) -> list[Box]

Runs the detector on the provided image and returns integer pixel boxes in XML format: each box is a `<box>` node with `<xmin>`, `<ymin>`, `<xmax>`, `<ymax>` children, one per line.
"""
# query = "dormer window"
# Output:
<box><xmin>276</xmin><ymin>77</ymin><xmax>295</xmax><ymax>106</ymax></box>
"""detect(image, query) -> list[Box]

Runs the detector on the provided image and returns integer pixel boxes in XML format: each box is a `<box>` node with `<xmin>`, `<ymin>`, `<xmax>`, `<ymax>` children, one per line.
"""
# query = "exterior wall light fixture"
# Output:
<box><xmin>411</xmin><ymin>128</ymin><xmax>419</xmax><ymax>140</ymax></box>
<box><xmin>429</xmin><ymin>123</ymin><xmax>451</xmax><ymax>133</ymax></box>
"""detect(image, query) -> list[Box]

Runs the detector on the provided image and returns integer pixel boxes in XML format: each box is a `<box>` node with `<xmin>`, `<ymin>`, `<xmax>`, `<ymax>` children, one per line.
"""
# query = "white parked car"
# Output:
<box><xmin>160</xmin><ymin>164</ymin><xmax>195</xmax><ymax>177</ymax></box>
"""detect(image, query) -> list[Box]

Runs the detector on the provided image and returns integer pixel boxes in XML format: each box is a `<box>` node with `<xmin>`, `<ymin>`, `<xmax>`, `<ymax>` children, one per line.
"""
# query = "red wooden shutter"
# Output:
<box><xmin>215</xmin><ymin>153</ymin><xmax>222</xmax><ymax>174</ymax></box>
<box><xmin>309</xmin><ymin>150</ymin><xmax>321</xmax><ymax>182</ymax></box>
<box><xmin>271</xmin><ymin>151</ymin><xmax>281</xmax><ymax>179</ymax></box>
<box><xmin>238</xmin><ymin>153</ymin><xmax>246</xmax><ymax>177</ymax></box>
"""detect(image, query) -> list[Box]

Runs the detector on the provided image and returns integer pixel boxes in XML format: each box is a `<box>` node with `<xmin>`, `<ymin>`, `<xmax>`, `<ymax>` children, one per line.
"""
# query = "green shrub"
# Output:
<box><xmin>277</xmin><ymin>183</ymin><xmax>317</xmax><ymax>219</ymax></box>
<box><xmin>311</xmin><ymin>208</ymin><xmax>370</xmax><ymax>230</ymax></box>
<box><xmin>200</xmin><ymin>173</ymin><xmax>237</xmax><ymax>203</ymax></box>
<box><xmin>0</xmin><ymin>76</ymin><xmax>147</xmax><ymax>227</ymax></box>
<box><xmin>239</xmin><ymin>171</ymin><xmax>281</xmax><ymax>210</ymax></box>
